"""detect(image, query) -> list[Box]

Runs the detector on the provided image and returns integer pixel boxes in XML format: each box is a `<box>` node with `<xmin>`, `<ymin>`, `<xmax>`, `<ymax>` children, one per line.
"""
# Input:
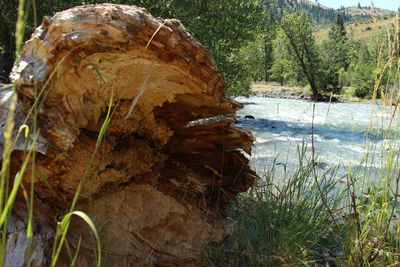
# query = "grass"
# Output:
<box><xmin>204</xmin><ymin>146</ymin><xmax>346</xmax><ymax>266</ymax></box>
<box><xmin>205</xmin><ymin>111</ymin><xmax>400</xmax><ymax>265</ymax></box>
<box><xmin>206</xmin><ymin>14</ymin><xmax>400</xmax><ymax>266</ymax></box>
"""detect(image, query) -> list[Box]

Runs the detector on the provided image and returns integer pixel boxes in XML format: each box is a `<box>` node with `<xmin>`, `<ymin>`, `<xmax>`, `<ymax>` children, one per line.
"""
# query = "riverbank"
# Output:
<box><xmin>250</xmin><ymin>83</ymin><xmax>382</xmax><ymax>104</ymax></box>
<box><xmin>207</xmin><ymin>95</ymin><xmax>400</xmax><ymax>266</ymax></box>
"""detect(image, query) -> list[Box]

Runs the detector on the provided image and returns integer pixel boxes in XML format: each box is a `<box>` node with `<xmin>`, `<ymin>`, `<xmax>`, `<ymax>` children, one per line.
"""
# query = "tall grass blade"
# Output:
<box><xmin>51</xmin><ymin>211</ymin><xmax>101</xmax><ymax>267</ymax></box>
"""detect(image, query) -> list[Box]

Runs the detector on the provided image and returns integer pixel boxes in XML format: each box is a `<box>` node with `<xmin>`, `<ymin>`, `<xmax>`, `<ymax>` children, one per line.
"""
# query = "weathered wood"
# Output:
<box><xmin>4</xmin><ymin>4</ymin><xmax>256</xmax><ymax>266</ymax></box>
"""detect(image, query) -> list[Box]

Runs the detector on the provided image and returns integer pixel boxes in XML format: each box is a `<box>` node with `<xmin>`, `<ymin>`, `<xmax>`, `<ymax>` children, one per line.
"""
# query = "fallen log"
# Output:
<box><xmin>4</xmin><ymin>4</ymin><xmax>256</xmax><ymax>266</ymax></box>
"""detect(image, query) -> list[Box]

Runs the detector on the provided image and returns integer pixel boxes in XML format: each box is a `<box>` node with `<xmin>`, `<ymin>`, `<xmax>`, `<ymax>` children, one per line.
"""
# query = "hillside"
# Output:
<box><xmin>345</xmin><ymin>6</ymin><xmax>395</xmax><ymax>18</ymax></box>
<box><xmin>314</xmin><ymin>15</ymin><xmax>397</xmax><ymax>44</ymax></box>
<box><xmin>276</xmin><ymin>0</ymin><xmax>398</xmax><ymax>44</ymax></box>
<box><xmin>267</xmin><ymin>0</ymin><xmax>396</xmax><ymax>25</ymax></box>
<box><xmin>267</xmin><ymin>0</ymin><xmax>339</xmax><ymax>23</ymax></box>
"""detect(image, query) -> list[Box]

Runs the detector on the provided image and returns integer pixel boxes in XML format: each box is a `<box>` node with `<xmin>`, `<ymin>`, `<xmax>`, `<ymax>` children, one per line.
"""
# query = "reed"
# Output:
<box><xmin>341</xmin><ymin>13</ymin><xmax>400</xmax><ymax>267</ymax></box>
<box><xmin>0</xmin><ymin>1</ymin><xmax>104</xmax><ymax>265</ymax></box>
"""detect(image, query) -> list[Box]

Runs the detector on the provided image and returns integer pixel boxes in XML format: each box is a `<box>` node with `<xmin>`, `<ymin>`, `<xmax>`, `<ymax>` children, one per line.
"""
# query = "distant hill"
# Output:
<box><xmin>265</xmin><ymin>0</ymin><xmax>396</xmax><ymax>25</ymax></box>
<box><xmin>344</xmin><ymin>6</ymin><xmax>395</xmax><ymax>18</ymax></box>
<box><xmin>314</xmin><ymin>16</ymin><xmax>397</xmax><ymax>44</ymax></box>
<box><xmin>265</xmin><ymin>0</ymin><xmax>338</xmax><ymax>24</ymax></box>
<box><xmin>296</xmin><ymin>0</ymin><xmax>332</xmax><ymax>10</ymax></box>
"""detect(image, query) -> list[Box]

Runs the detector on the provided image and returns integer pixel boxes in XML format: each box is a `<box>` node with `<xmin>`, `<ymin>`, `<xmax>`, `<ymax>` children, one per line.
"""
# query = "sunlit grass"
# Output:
<box><xmin>204</xmin><ymin>145</ymin><xmax>347</xmax><ymax>266</ymax></box>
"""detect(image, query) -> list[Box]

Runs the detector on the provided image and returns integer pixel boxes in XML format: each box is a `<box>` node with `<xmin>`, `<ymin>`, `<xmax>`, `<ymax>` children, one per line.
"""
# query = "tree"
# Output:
<box><xmin>322</xmin><ymin>13</ymin><xmax>349</xmax><ymax>89</ymax></box>
<box><xmin>349</xmin><ymin>44</ymin><xmax>375</xmax><ymax>98</ymax></box>
<box><xmin>328</xmin><ymin>14</ymin><xmax>347</xmax><ymax>43</ymax></box>
<box><xmin>261</xmin><ymin>18</ymin><xmax>278</xmax><ymax>83</ymax></box>
<box><xmin>280</xmin><ymin>11</ymin><xmax>324</xmax><ymax>99</ymax></box>
<box><xmin>268</xmin><ymin>32</ymin><xmax>297</xmax><ymax>85</ymax></box>
<box><xmin>264</xmin><ymin>37</ymin><xmax>274</xmax><ymax>83</ymax></box>
<box><xmin>238</xmin><ymin>34</ymin><xmax>267</xmax><ymax>84</ymax></box>
<box><xmin>0</xmin><ymin>0</ymin><xmax>269</xmax><ymax>96</ymax></box>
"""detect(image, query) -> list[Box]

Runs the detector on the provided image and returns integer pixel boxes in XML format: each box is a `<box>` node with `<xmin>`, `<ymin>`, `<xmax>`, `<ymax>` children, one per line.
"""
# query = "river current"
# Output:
<box><xmin>236</xmin><ymin>96</ymin><xmax>399</xmax><ymax>177</ymax></box>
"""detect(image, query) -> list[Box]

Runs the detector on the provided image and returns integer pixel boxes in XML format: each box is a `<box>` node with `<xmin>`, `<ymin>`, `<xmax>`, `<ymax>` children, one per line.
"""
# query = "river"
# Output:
<box><xmin>236</xmin><ymin>96</ymin><xmax>399</xmax><ymax>179</ymax></box>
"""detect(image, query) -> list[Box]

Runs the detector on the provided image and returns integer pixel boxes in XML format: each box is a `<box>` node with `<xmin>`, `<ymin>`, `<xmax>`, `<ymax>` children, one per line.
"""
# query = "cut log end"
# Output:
<box><xmin>5</xmin><ymin>4</ymin><xmax>256</xmax><ymax>266</ymax></box>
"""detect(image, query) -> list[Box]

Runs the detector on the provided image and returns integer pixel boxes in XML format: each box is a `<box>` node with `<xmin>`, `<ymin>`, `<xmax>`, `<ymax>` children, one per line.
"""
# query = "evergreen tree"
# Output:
<box><xmin>350</xmin><ymin>44</ymin><xmax>375</xmax><ymax>98</ymax></box>
<box><xmin>328</xmin><ymin>14</ymin><xmax>347</xmax><ymax>43</ymax></box>
<box><xmin>322</xmin><ymin>13</ymin><xmax>349</xmax><ymax>89</ymax></box>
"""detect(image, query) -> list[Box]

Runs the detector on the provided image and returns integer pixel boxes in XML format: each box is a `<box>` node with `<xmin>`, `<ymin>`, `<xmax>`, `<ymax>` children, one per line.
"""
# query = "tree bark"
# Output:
<box><xmin>3</xmin><ymin>4</ymin><xmax>255</xmax><ymax>266</ymax></box>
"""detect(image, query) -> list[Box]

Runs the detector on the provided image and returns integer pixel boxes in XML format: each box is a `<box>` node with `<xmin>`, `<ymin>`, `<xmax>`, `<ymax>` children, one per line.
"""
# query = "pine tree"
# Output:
<box><xmin>328</xmin><ymin>14</ymin><xmax>347</xmax><ymax>43</ymax></box>
<box><xmin>350</xmin><ymin>44</ymin><xmax>375</xmax><ymax>97</ymax></box>
<box><xmin>322</xmin><ymin>13</ymin><xmax>349</xmax><ymax>89</ymax></box>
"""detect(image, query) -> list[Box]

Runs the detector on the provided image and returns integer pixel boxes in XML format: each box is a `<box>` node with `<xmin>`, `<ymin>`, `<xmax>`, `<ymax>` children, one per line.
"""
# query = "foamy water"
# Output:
<box><xmin>235</xmin><ymin>97</ymin><xmax>400</xmax><ymax>176</ymax></box>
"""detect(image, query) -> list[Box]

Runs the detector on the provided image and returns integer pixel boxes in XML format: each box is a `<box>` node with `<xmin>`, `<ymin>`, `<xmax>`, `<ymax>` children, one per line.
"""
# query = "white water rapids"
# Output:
<box><xmin>236</xmin><ymin>97</ymin><xmax>400</xmax><ymax>178</ymax></box>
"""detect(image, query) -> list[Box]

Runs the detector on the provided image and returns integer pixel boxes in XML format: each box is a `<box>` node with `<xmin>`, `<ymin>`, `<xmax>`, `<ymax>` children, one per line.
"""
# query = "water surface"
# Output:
<box><xmin>236</xmin><ymin>97</ymin><xmax>399</xmax><ymax>177</ymax></box>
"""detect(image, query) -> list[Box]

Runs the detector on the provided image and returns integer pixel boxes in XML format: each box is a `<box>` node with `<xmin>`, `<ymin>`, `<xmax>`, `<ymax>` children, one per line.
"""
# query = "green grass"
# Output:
<box><xmin>205</xmin><ymin>129</ymin><xmax>400</xmax><ymax>266</ymax></box>
<box><xmin>204</xmin><ymin>146</ymin><xmax>347</xmax><ymax>266</ymax></box>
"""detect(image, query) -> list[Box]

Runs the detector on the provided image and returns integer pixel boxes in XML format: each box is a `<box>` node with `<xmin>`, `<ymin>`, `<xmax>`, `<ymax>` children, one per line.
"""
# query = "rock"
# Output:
<box><xmin>244</xmin><ymin>115</ymin><xmax>255</xmax><ymax>119</ymax></box>
<box><xmin>4</xmin><ymin>4</ymin><xmax>256</xmax><ymax>266</ymax></box>
<box><xmin>314</xmin><ymin>161</ymin><xmax>329</xmax><ymax>169</ymax></box>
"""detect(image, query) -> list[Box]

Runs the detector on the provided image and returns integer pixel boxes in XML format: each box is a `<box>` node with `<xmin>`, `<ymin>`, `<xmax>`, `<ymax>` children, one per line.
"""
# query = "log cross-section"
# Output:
<box><xmin>5</xmin><ymin>4</ymin><xmax>256</xmax><ymax>266</ymax></box>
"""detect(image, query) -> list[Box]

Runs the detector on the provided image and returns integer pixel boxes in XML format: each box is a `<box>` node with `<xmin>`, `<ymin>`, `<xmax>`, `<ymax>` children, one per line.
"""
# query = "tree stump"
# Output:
<box><xmin>4</xmin><ymin>4</ymin><xmax>255</xmax><ymax>266</ymax></box>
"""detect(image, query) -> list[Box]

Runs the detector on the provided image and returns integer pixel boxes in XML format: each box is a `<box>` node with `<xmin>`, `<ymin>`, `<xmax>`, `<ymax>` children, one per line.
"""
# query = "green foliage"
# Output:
<box><xmin>328</xmin><ymin>14</ymin><xmax>347</xmax><ymax>42</ymax></box>
<box><xmin>236</xmin><ymin>35</ymin><xmax>266</xmax><ymax>84</ymax></box>
<box><xmin>322</xmin><ymin>14</ymin><xmax>349</xmax><ymax>90</ymax></box>
<box><xmin>280</xmin><ymin>11</ymin><xmax>325</xmax><ymax>98</ymax></box>
<box><xmin>0</xmin><ymin>0</ymin><xmax>268</xmax><ymax>96</ymax></box>
<box><xmin>349</xmin><ymin>44</ymin><xmax>375</xmax><ymax>98</ymax></box>
<box><xmin>262</xmin><ymin>22</ymin><xmax>278</xmax><ymax>83</ymax></box>
<box><xmin>338</xmin><ymin>67</ymin><xmax>349</xmax><ymax>87</ymax></box>
<box><xmin>268</xmin><ymin>55</ymin><xmax>292</xmax><ymax>86</ymax></box>
<box><xmin>268</xmin><ymin>32</ymin><xmax>298</xmax><ymax>85</ymax></box>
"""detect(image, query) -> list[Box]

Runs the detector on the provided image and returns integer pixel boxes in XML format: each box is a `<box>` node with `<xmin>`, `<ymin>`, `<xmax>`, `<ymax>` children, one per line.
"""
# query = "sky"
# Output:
<box><xmin>316</xmin><ymin>0</ymin><xmax>399</xmax><ymax>11</ymax></box>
